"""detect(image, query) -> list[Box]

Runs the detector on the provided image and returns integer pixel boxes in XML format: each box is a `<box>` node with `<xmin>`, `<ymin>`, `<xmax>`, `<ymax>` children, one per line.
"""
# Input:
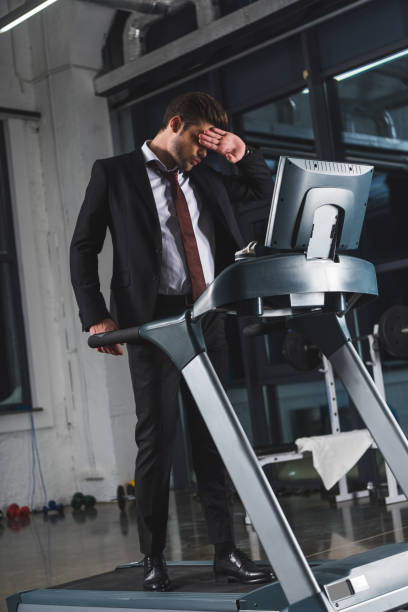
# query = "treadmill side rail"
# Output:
<box><xmin>14</xmin><ymin>589</ymin><xmax>246</xmax><ymax>612</ymax></box>
<box><xmin>182</xmin><ymin>353</ymin><xmax>332</xmax><ymax>611</ymax></box>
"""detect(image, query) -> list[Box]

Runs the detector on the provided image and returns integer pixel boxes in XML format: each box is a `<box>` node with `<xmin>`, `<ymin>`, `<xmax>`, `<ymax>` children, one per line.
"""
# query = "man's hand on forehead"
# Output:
<box><xmin>198</xmin><ymin>127</ymin><xmax>246</xmax><ymax>164</ymax></box>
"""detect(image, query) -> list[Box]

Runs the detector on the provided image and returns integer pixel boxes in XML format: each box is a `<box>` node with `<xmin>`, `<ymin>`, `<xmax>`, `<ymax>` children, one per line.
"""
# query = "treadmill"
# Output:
<box><xmin>8</xmin><ymin>157</ymin><xmax>408</xmax><ymax>612</ymax></box>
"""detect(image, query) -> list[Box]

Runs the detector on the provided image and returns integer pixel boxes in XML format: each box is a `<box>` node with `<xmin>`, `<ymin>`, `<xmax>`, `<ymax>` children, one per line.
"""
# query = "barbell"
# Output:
<box><xmin>244</xmin><ymin>305</ymin><xmax>408</xmax><ymax>371</ymax></box>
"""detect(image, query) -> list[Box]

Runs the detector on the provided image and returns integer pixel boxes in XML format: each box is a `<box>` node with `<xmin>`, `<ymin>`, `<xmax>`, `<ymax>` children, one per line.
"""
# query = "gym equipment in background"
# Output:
<box><xmin>6</xmin><ymin>504</ymin><xmax>30</xmax><ymax>520</ymax></box>
<box><xmin>42</xmin><ymin>500</ymin><xmax>64</xmax><ymax>515</ymax></box>
<box><xmin>116</xmin><ymin>481</ymin><xmax>136</xmax><ymax>512</ymax></box>
<box><xmin>278</xmin><ymin>308</ymin><xmax>408</xmax><ymax>505</ymax></box>
<box><xmin>70</xmin><ymin>492</ymin><xmax>96</xmax><ymax>511</ymax></box>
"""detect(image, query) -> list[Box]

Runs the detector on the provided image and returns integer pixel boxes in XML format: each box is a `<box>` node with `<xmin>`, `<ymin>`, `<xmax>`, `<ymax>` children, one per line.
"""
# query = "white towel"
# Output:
<box><xmin>295</xmin><ymin>429</ymin><xmax>373</xmax><ymax>490</ymax></box>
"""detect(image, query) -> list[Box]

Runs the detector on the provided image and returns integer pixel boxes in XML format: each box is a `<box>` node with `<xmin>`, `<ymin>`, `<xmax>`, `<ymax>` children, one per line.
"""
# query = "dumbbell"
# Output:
<box><xmin>6</xmin><ymin>504</ymin><xmax>30</xmax><ymax>520</ymax></box>
<box><xmin>43</xmin><ymin>500</ymin><xmax>64</xmax><ymax>515</ymax></box>
<box><xmin>71</xmin><ymin>492</ymin><xmax>96</xmax><ymax>511</ymax></box>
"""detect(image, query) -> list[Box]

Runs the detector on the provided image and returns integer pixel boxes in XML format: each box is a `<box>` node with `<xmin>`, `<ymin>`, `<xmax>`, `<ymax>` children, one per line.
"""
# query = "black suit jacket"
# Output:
<box><xmin>70</xmin><ymin>147</ymin><xmax>273</xmax><ymax>331</ymax></box>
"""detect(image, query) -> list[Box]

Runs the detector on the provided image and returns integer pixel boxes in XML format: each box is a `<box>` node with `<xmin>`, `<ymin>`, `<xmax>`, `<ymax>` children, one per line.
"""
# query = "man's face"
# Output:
<box><xmin>168</xmin><ymin>119</ymin><xmax>211</xmax><ymax>171</ymax></box>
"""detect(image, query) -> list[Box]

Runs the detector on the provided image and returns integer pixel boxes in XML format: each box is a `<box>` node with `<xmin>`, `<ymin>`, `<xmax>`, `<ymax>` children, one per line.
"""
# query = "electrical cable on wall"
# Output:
<box><xmin>29</xmin><ymin>410</ymin><xmax>48</xmax><ymax>509</ymax></box>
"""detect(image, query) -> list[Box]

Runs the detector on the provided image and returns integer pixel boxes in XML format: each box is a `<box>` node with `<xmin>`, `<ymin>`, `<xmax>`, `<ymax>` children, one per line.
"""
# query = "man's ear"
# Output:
<box><xmin>169</xmin><ymin>115</ymin><xmax>183</xmax><ymax>133</ymax></box>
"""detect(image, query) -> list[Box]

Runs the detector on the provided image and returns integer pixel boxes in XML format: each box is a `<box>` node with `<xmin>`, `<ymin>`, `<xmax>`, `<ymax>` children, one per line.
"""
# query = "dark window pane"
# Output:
<box><xmin>241</xmin><ymin>90</ymin><xmax>313</xmax><ymax>142</ymax></box>
<box><xmin>358</xmin><ymin>168</ymin><xmax>408</xmax><ymax>265</ymax></box>
<box><xmin>337</xmin><ymin>53</ymin><xmax>408</xmax><ymax>152</ymax></box>
<box><xmin>236</xmin><ymin>91</ymin><xmax>315</xmax><ymax>243</ymax></box>
<box><xmin>317</xmin><ymin>0</ymin><xmax>408</xmax><ymax>73</ymax></box>
<box><xmin>0</xmin><ymin>263</ymin><xmax>25</xmax><ymax>406</ymax></box>
<box><xmin>0</xmin><ymin>122</ymin><xmax>31</xmax><ymax>412</ymax></box>
<box><xmin>145</xmin><ymin>4</ymin><xmax>197</xmax><ymax>53</ymax></box>
<box><xmin>221</xmin><ymin>37</ymin><xmax>304</xmax><ymax>112</ymax></box>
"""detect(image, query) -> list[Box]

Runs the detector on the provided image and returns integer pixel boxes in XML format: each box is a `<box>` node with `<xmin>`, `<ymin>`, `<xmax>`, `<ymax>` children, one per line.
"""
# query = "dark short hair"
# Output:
<box><xmin>160</xmin><ymin>92</ymin><xmax>228</xmax><ymax>131</ymax></box>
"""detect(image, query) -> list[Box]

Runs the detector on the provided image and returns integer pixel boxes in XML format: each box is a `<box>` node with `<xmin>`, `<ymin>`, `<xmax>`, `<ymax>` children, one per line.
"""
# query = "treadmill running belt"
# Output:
<box><xmin>51</xmin><ymin>563</ymin><xmax>274</xmax><ymax>593</ymax></box>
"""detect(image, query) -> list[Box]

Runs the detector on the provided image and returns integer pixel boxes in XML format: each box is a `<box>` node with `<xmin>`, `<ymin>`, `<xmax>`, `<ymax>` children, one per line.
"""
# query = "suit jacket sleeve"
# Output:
<box><xmin>70</xmin><ymin>160</ymin><xmax>112</xmax><ymax>332</ymax></box>
<box><xmin>220</xmin><ymin>148</ymin><xmax>273</xmax><ymax>203</ymax></box>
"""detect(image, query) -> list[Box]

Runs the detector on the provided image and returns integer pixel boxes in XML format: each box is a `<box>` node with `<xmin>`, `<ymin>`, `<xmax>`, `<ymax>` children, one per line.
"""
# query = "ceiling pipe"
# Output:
<box><xmin>123</xmin><ymin>12</ymin><xmax>160</xmax><ymax>62</ymax></box>
<box><xmin>121</xmin><ymin>0</ymin><xmax>194</xmax><ymax>61</ymax></box>
<box><xmin>191</xmin><ymin>0</ymin><xmax>219</xmax><ymax>28</ymax></box>
<box><xmin>85</xmin><ymin>0</ymin><xmax>219</xmax><ymax>62</ymax></box>
<box><xmin>83</xmin><ymin>0</ymin><xmax>191</xmax><ymax>15</ymax></box>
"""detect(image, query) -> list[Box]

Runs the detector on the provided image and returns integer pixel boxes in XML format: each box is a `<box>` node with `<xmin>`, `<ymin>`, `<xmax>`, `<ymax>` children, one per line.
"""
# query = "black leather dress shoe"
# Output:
<box><xmin>214</xmin><ymin>548</ymin><xmax>274</xmax><ymax>584</ymax></box>
<box><xmin>143</xmin><ymin>555</ymin><xmax>171</xmax><ymax>591</ymax></box>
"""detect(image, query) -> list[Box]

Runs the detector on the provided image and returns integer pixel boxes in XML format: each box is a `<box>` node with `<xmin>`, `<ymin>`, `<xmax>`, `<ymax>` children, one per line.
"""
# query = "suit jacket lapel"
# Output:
<box><xmin>123</xmin><ymin>149</ymin><xmax>161</xmax><ymax>243</ymax></box>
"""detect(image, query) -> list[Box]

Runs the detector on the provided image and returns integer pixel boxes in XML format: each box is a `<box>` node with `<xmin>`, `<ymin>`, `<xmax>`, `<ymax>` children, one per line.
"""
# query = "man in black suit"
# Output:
<box><xmin>70</xmin><ymin>92</ymin><xmax>273</xmax><ymax>591</ymax></box>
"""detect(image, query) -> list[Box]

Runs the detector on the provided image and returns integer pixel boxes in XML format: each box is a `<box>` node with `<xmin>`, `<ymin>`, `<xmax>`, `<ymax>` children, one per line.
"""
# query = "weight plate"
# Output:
<box><xmin>117</xmin><ymin>485</ymin><xmax>126</xmax><ymax>512</ymax></box>
<box><xmin>126</xmin><ymin>483</ymin><xmax>135</xmax><ymax>496</ymax></box>
<box><xmin>379</xmin><ymin>305</ymin><xmax>408</xmax><ymax>358</ymax></box>
<box><xmin>282</xmin><ymin>330</ymin><xmax>320</xmax><ymax>371</ymax></box>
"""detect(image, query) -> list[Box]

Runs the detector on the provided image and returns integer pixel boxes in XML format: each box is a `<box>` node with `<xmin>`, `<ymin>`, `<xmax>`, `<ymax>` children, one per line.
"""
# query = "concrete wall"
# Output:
<box><xmin>0</xmin><ymin>0</ymin><xmax>135</xmax><ymax>510</ymax></box>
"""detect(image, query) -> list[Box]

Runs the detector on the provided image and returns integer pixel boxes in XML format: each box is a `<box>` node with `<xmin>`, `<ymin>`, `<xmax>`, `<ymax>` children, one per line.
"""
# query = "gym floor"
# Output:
<box><xmin>2</xmin><ymin>490</ymin><xmax>408</xmax><ymax>612</ymax></box>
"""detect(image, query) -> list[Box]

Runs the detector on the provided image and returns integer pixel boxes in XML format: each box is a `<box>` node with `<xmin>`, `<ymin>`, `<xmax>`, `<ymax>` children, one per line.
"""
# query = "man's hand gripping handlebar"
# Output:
<box><xmin>88</xmin><ymin>319</ymin><xmax>141</xmax><ymax>353</ymax></box>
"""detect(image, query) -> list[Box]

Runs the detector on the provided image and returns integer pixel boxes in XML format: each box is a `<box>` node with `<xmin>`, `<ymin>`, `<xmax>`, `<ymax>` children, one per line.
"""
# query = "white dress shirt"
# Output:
<box><xmin>141</xmin><ymin>141</ymin><xmax>215</xmax><ymax>295</ymax></box>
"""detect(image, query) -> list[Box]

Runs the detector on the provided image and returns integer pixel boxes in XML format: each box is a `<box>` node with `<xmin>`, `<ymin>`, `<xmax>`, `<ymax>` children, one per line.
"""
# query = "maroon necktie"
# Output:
<box><xmin>165</xmin><ymin>170</ymin><xmax>207</xmax><ymax>300</ymax></box>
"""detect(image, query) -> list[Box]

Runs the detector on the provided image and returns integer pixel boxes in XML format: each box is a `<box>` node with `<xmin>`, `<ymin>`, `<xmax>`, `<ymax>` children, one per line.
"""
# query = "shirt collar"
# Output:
<box><xmin>142</xmin><ymin>140</ymin><xmax>178</xmax><ymax>173</ymax></box>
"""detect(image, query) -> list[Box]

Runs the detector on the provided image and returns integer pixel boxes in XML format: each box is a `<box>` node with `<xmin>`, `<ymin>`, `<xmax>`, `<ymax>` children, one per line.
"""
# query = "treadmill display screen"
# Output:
<box><xmin>327</xmin><ymin>579</ymin><xmax>354</xmax><ymax>602</ymax></box>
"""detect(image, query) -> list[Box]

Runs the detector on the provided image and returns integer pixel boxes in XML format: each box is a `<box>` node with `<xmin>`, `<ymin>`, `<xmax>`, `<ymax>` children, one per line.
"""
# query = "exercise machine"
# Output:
<box><xmin>8</xmin><ymin>157</ymin><xmax>408</xmax><ymax>611</ymax></box>
<box><xmin>250</xmin><ymin>338</ymin><xmax>405</xmax><ymax>507</ymax></box>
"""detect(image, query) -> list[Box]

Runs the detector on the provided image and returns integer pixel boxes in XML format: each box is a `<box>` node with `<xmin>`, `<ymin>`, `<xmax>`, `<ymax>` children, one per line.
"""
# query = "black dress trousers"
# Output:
<box><xmin>127</xmin><ymin>298</ymin><xmax>235</xmax><ymax>555</ymax></box>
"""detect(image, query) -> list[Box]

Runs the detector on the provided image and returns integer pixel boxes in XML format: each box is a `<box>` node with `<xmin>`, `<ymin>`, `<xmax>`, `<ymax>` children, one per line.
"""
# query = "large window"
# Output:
<box><xmin>241</xmin><ymin>89</ymin><xmax>314</xmax><ymax>145</ymax></box>
<box><xmin>335</xmin><ymin>51</ymin><xmax>408</xmax><ymax>338</ymax></box>
<box><xmin>0</xmin><ymin>122</ymin><xmax>31</xmax><ymax>412</ymax></box>
<box><xmin>357</xmin><ymin>168</ymin><xmax>408</xmax><ymax>265</ymax></box>
<box><xmin>336</xmin><ymin>50</ymin><xmax>408</xmax><ymax>152</ymax></box>
<box><xmin>234</xmin><ymin>89</ymin><xmax>315</xmax><ymax>244</ymax></box>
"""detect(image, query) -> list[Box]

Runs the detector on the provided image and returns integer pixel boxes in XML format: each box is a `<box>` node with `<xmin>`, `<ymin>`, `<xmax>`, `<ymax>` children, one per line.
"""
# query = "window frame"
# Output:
<box><xmin>0</xmin><ymin>120</ymin><xmax>32</xmax><ymax>413</ymax></box>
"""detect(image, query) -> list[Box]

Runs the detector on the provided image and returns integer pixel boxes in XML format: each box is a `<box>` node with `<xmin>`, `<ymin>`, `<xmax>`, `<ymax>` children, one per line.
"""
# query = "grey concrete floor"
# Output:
<box><xmin>2</xmin><ymin>490</ymin><xmax>408</xmax><ymax>611</ymax></box>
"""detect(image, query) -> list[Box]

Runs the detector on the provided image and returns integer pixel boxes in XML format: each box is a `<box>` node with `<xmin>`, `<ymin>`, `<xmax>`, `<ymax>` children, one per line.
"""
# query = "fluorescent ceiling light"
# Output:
<box><xmin>0</xmin><ymin>0</ymin><xmax>60</xmax><ymax>33</ymax></box>
<box><xmin>301</xmin><ymin>88</ymin><xmax>310</xmax><ymax>95</ymax></box>
<box><xmin>334</xmin><ymin>47</ymin><xmax>408</xmax><ymax>82</ymax></box>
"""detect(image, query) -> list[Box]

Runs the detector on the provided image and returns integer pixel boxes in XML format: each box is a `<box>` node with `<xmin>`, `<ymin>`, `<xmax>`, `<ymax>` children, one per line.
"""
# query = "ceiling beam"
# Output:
<box><xmin>94</xmin><ymin>0</ymin><xmax>374</xmax><ymax>103</ymax></box>
<box><xmin>94</xmin><ymin>0</ymin><xmax>303</xmax><ymax>96</ymax></box>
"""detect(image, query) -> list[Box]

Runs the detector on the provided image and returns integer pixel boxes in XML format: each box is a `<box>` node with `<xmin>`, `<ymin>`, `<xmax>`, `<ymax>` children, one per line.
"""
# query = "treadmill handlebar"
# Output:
<box><xmin>88</xmin><ymin>326</ymin><xmax>141</xmax><ymax>348</ymax></box>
